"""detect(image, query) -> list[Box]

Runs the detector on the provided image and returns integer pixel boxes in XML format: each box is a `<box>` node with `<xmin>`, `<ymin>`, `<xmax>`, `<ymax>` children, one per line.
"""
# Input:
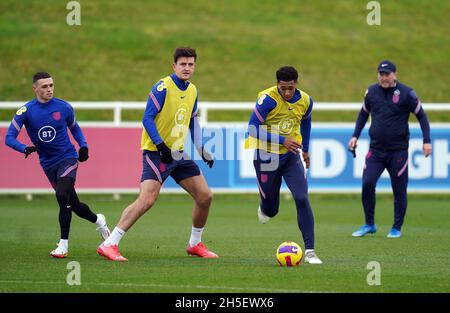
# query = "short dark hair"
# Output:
<box><xmin>173</xmin><ymin>47</ymin><xmax>197</xmax><ymax>63</ymax></box>
<box><xmin>33</xmin><ymin>72</ymin><xmax>51</xmax><ymax>83</ymax></box>
<box><xmin>276</xmin><ymin>66</ymin><xmax>298</xmax><ymax>82</ymax></box>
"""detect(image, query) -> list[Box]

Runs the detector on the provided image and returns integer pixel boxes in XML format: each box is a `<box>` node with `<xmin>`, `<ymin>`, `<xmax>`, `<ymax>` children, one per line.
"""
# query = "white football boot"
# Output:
<box><xmin>95</xmin><ymin>214</ymin><xmax>111</xmax><ymax>241</ymax></box>
<box><xmin>304</xmin><ymin>250</ymin><xmax>323</xmax><ymax>264</ymax></box>
<box><xmin>258</xmin><ymin>206</ymin><xmax>271</xmax><ymax>224</ymax></box>
<box><xmin>50</xmin><ymin>243</ymin><xmax>68</xmax><ymax>259</ymax></box>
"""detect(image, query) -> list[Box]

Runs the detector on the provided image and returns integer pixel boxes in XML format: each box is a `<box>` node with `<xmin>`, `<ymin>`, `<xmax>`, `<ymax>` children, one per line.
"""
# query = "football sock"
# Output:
<box><xmin>72</xmin><ymin>202</ymin><xmax>97</xmax><ymax>223</ymax></box>
<box><xmin>58</xmin><ymin>204</ymin><xmax>72</xmax><ymax>240</ymax></box>
<box><xmin>294</xmin><ymin>198</ymin><xmax>315</xmax><ymax>250</ymax></box>
<box><xmin>55</xmin><ymin>179</ymin><xmax>73</xmax><ymax>240</ymax></box>
<box><xmin>68</xmin><ymin>181</ymin><xmax>97</xmax><ymax>223</ymax></box>
<box><xmin>305</xmin><ymin>249</ymin><xmax>315</xmax><ymax>254</ymax></box>
<box><xmin>59</xmin><ymin>239</ymin><xmax>69</xmax><ymax>250</ymax></box>
<box><xmin>95</xmin><ymin>213</ymin><xmax>106</xmax><ymax>227</ymax></box>
<box><xmin>104</xmin><ymin>227</ymin><xmax>125</xmax><ymax>247</ymax></box>
<box><xmin>189</xmin><ymin>226</ymin><xmax>204</xmax><ymax>247</ymax></box>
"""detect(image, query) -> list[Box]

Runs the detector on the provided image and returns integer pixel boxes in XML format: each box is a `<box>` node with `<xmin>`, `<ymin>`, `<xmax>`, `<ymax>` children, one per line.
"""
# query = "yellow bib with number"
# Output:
<box><xmin>245</xmin><ymin>86</ymin><xmax>310</xmax><ymax>154</ymax></box>
<box><xmin>141</xmin><ymin>76</ymin><xmax>197</xmax><ymax>151</ymax></box>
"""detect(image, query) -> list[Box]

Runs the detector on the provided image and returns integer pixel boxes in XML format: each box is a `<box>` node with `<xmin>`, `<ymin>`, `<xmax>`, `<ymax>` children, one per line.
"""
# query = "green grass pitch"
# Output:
<box><xmin>0</xmin><ymin>193</ymin><xmax>449</xmax><ymax>293</ymax></box>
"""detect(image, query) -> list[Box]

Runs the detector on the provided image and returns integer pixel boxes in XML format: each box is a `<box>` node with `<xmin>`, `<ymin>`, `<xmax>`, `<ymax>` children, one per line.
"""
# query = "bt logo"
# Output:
<box><xmin>278</xmin><ymin>118</ymin><xmax>294</xmax><ymax>134</ymax></box>
<box><xmin>38</xmin><ymin>126</ymin><xmax>57</xmax><ymax>142</ymax></box>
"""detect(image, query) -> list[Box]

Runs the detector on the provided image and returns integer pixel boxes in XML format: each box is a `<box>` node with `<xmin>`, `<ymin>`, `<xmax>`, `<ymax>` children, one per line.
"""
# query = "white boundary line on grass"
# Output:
<box><xmin>0</xmin><ymin>280</ymin><xmax>332</xmax><ymax>293</ymax></box>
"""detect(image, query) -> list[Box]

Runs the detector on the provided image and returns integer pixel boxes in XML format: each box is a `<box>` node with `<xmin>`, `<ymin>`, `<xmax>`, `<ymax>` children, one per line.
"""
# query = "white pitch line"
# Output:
<box><xmin>0</xmin><ymin>280</ymin><xmax>331</xmax><ymax>293</ymax></box>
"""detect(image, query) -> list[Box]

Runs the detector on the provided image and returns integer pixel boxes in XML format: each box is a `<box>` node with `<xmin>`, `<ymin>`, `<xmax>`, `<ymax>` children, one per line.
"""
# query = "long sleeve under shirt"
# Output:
<box><xmin>5</xmin><ymin>97</ymin><xmax>87</xmax><ymax>170</ymax></box>
<box><xmin>247</xmin><ymin>89</ymin><xmax>313</xmax><ymax>153</ymax></box>
<box><xmin>352</xmin><ymin>81</ymin><xmax>431</xmax><ymax>151</ymax></box>
<box><xmin>142</xmin><ymin>73</ymin><xmax>202</xmax><ymax>150</ymax></box>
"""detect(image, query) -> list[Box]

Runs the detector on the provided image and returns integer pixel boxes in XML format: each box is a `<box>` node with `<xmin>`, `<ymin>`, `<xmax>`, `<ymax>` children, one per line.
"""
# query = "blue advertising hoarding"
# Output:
<box><xmin>162</xmin><ymin>124</ymin><xmax>450</xmax><ymax>193</ymax></box>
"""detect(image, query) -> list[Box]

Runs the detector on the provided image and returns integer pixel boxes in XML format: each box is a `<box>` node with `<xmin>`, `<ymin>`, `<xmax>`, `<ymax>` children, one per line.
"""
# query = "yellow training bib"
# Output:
<box><xmin>245</xmin><ymin>86</ymin><xmax>310</xmax><ymax>154</ymax></box>
<box><xmin>141</xmin><ymin>76</ymin><xmax>197</xmax><ymax>152</ymax></box>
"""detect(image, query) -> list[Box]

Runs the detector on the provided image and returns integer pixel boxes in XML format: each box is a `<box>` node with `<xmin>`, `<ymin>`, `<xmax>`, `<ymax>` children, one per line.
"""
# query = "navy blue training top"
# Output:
<box><xmin>5</xmin><ymin>97</ymin><xmax>87</xmax><ymax>170</ymax></box>
<box><xmin>352</xmin><ymin>81</ymin><xmax>430</xmax><ymax>151</ymax></box>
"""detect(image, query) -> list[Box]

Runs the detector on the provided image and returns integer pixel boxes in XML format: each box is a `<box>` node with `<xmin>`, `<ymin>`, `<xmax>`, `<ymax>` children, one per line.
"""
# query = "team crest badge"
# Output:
<box><xmin>174</xmin><ymin>105</ymin><xmax>188</xmax><ymax>126</ymax></box>
<box><xmin>159</xmin><ymin>163</ymin><xmax>167</xmax><ymax>172</ymax></box>
<box><xmin>261</xmin><ymin>174</ymin><xmax>268</xmax><ymax>183</ymax></box>
<box><xmin>392</xmin><ymin>89</ymin><xmax>400</xmax><ymax>104</ymax></box>
<box><xmin>52</xmin><ymin>111</ymin><xmax>61</xmax><ymax>121</ymax></box>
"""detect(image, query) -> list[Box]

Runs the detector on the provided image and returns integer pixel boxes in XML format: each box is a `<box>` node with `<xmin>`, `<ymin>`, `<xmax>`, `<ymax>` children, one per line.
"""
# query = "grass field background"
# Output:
<box><xmin>1</xmin><ymin>193</ymin><xmax>449</xmax><ymax>293</ymax></box>
<box><xmin>1</xmin><ymin>1</ymin><xmax>449</xmax><ymax>122</ymax></box>
<box><xmin>1</xmin><ymin>0</ymin><xmax>449</xmax><ymax>295</ymax></box>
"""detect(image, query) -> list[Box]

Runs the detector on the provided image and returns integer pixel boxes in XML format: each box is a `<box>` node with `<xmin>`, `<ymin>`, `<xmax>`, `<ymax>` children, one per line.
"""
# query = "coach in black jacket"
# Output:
<box><xmin>349</xmin><ymin>60</ymin><xmax>432</xmax><ymax>238</ymax></box>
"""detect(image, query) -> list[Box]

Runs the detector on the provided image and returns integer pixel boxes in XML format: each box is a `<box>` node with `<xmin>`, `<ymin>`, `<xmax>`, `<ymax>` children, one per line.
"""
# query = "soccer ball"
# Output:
<box><xmin>276</xmin><ymin>241</ymin><xmax>303</xmax><ymax>266</ymax></box>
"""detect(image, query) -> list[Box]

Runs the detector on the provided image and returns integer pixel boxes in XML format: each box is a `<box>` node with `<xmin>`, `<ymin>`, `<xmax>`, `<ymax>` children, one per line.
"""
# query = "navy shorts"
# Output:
<box><xmin>141</xmin><ymin>150</ymin><xmax>200</xmax><ymax>184</ymax></box>
<box><xmin>44</xmin><ymin>158</ymin><xmax>78</xmax><ymax>189</ymax></box>
<box><xmin>253</xmin><ymin>150</ymin><xmax>308</xmax><ymax>213</ymax></box>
